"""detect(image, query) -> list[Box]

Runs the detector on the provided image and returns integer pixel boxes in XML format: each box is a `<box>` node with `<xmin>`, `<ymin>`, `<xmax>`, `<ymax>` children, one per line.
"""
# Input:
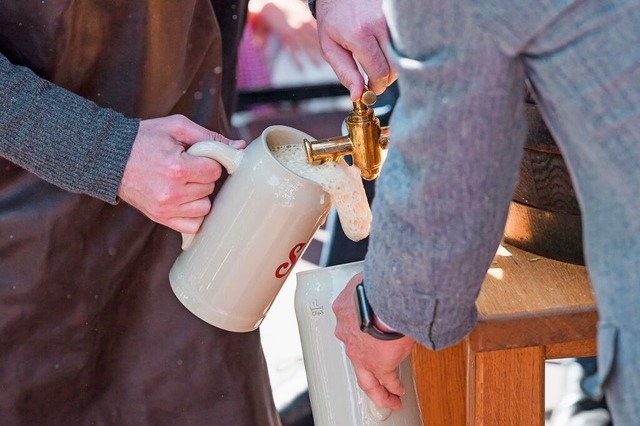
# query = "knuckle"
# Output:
<box><xmin>169</xmin><ymin>114</ymin><xmax>191</xmax><ymax>138</ymax></box>
<box><xmin>197</xmin><ymin>198</ymin><xmax>212</xmax><ymax>215</ymax></box>
<box><xmin>350</xmin><ymin>22</ymin><xmax>376</xmax><ymax>45</ymax></box>
<box><xmin>170</xmin><ymin>114</ymin><xmax>188</xmax><ymax>127</ymax></box>
<box><xmin>334</xmin><ymin>329</ymin><xmax>343</xmax><ymax>340</ymax></box>
<box><xmin>356</xmin><ymin>378</ymin><xmax>375</xmax><ymax>394</ymax></box>
<box><xmin>166</xmin><ymin>162</ymin><xmax>189</xmax><ymax>181</ymax></box>
<box><xmin>345</xmin><ymin>345</ymin><xmax>359</xmax><ymax>360</ymax></box>
<box><xmin>184</xmin><ymin>220</ymin><xmax>202</xmax><ymax>235</ymax></box>
<box><xmin>206</xmin><ymin>183</ymin><xmax>216</xmax><ymax>197</ymax></box>
<box><xmin>331</xmin><ymin>303</ymin><xmax>339</xmax><ymax>315</ymax></box>
<box><xmin>209</xmin><ymin>162</ymin><xmax>223</xmax><ymax>180</ymax></box>
<box><xmin>319</xmin><ymin>46</ymin><xmax>330</xmax><ymax>62</ymax></box>
<box><xmin>155</xmin><ymin>189</ymin><xmax>176</xmax><ymax>210</ymax></box>
<box><xmin>335</xmin><ymin>69</ymin><xmax>354</xmax><ymax>87</ymax></box>
<box><xmin>370</xmin><ymin>63</ymin><xmax>390</xmax><ymax>81</ymax></box>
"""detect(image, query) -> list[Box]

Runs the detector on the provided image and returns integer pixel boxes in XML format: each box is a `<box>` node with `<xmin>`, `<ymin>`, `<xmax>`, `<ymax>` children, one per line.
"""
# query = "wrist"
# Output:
<box><xmin>372</xmin><ymin>313</ymin><xmax>398</xmax><ymax>334</ymax></box>
<box><xmin>354</xmin><ymin>282</ymin><xmax>405</xmax><ymax>341</ymax></box>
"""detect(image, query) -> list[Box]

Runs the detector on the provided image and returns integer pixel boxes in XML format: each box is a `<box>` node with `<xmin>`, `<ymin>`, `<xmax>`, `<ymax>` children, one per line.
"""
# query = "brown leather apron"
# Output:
<box><xmin>0</xmin><ymin>1</ymin><xmax>280</xmax><ymax>424</ymax></box>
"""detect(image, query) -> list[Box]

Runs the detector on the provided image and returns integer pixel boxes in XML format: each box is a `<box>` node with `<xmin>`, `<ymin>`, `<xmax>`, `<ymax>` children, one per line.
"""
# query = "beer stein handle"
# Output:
<box><xmin>186</xmin><ymin>140</ymin><xmax>244</xmax><ymax>174</ymax></box>
<box><xmin>181</xmin><ymin>141</ymin><xmax>245</xmax><ymax>249</ymax></box>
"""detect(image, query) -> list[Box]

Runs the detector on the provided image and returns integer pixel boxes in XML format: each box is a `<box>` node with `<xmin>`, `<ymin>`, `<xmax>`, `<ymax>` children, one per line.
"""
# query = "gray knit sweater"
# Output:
<box><xmin>0</xmin><ymin>53</ymin><xmax>140</xmax><ymax>204</ymax></box>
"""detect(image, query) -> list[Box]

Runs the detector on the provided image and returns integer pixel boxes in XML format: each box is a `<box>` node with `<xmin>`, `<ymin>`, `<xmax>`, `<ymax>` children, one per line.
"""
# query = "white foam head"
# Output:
<box><xmin>270</xmin><ymin>144</ymin><xmax>372</xmax><ymax>241</ymax></box>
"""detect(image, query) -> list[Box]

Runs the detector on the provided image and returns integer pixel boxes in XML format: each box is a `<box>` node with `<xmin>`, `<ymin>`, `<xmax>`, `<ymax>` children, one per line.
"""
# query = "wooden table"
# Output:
<box><xmin>411</xmin><ymin>244</ymin><xmax>597</xmax><ymax>425</ymax></box>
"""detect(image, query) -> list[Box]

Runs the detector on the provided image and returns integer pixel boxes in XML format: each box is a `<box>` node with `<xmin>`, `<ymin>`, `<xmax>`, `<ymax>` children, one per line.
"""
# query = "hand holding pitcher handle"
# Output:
<box><xmin>181</xmin><ymin>141</ymin><xmax>245</xmax><ymax>249</ymax></box>
<box><xmin>333</xmin><ymin>273</ymin><xmax>416</xmax><ymax>410</ymax></box>
<box><xmin>118</xmin><ymin>116</ymin><xmax>246</xmax><ymax>233</ymax></box>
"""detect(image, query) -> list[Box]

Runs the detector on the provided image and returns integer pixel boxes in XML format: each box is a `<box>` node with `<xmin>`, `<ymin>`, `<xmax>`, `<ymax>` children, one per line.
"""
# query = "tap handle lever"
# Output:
<box><xmin>353</xmin><ymin>90</ymin><xmax>377</xmax><ymax>113</ymax></box>
<box><xmin>304</xmin><ymin>89</ymin><xmax>389</xmax><ymax>180</ymax></box>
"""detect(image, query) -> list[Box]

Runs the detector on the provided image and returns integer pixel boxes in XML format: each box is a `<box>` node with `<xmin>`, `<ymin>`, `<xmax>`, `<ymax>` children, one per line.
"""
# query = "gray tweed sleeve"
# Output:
<box><xmin>0</xmin><ymin>53</ymin><xmax>140</xmax><ymax>204</ymax></box>
<box><xmin>363</xmin><ymin>1</ymin><xmax>526</xmax><ymax>350</ymax></box>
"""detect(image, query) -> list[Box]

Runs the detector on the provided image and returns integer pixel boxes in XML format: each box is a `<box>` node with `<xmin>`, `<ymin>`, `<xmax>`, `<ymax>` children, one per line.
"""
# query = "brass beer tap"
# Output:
<box><xmin>304</xmin><ymin>90</ymin><xmax>389</xmax><ymax>180</ymax></box>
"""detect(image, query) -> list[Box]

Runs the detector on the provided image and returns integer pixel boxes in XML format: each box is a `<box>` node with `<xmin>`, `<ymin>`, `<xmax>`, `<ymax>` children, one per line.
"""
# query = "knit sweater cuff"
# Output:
<box><xmin>1</xmin><ymin>54</ymin><xmax>140</xmax><ymax>204</ymax></box>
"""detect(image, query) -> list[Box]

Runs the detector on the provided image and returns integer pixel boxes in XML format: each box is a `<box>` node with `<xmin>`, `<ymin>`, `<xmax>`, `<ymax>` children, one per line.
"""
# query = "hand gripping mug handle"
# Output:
<box><xmin>181</xmin><ymin>141</ymin><xmax>245</xmax><ymax>250</ymax></box>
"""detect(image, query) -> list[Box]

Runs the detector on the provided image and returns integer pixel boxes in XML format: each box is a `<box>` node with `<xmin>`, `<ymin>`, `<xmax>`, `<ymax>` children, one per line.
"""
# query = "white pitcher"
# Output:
<box><xmin>295</xmin><ymin>262</ymin><xmax>424</xmax><ymax>425</ymax></box>
<box><xmin>170</xmin><ymin>125</ymin><xmax>332</xmax><ymax>332</ymax></box>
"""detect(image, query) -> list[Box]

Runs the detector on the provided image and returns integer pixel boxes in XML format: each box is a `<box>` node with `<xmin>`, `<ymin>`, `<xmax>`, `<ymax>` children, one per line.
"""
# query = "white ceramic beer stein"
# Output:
<box><xmin>295</xmin><ymin>262</ymin><xmax>424</xmax><ymax>426</ymax></box>
<box><xmin>169</xmin><ymin>125</ymin><xmax>332</xmax><ymax>332</ymax></box>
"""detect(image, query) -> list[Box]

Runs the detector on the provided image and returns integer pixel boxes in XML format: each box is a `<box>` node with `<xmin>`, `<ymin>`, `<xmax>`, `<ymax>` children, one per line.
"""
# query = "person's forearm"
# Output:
<box><xmin>362</xmin><ymin>0</ymin><xmax>526</xmax><ymax>351</ymax></box>
<box><xmin>0</xmin><ymin>53</ymin><xmax>139</xmax><ymax>203</ymax></box>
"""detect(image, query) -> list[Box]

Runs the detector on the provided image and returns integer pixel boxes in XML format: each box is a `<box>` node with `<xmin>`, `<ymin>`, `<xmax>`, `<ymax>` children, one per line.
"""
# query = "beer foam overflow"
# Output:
<box><xmin>270</xmin><ymin>144</ymin><xmax>372</xmax><ymax>242</ymax></box>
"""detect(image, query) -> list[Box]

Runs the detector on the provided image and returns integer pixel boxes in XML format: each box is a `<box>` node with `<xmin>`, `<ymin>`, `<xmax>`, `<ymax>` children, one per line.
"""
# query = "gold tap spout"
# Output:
<box><xmin>304</xmin><ymin>90</ymin><xmax>389</xmax><ymax>180</ymax></box>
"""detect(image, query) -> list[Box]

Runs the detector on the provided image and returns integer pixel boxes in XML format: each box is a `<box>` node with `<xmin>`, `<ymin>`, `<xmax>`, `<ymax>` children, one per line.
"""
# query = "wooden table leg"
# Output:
<box><xmin>469</xmin><ymin>346</ymin><xmax>545</xmax><ymax>426</ymax></box>
<box><xmin>411</xmin><ymin>341</ymin><xmax>467</xmax><ymax>426</ymax></box>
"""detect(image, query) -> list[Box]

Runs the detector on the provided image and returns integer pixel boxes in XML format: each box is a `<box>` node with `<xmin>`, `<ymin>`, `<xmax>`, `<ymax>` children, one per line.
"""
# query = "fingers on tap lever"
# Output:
<box><xmin>329</xmin><ymin>38</ymin><xmax>396</xmax><ymax>102</ymax></box>
<box><xmin>314</xmin><ymin>0</ymin><xmax>396</xmax><ymax>101</ymax></box>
